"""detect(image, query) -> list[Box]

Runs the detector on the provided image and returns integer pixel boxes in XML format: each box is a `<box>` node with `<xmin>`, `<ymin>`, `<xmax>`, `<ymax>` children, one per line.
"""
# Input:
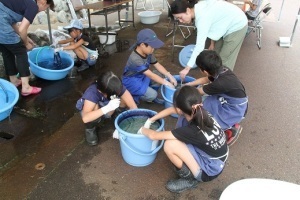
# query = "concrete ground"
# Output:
<box><xmin>1</xmin><ymin>0</ymin><xmax>300</xmax><ymax>199</ymax></box>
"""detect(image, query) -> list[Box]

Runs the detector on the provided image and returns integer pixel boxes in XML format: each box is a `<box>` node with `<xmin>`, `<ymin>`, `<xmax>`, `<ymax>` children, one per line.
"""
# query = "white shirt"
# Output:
<box><xmin>187</xmin><ymin>0</ymin><xmax>248</xmax><ymax>68</ymax></box>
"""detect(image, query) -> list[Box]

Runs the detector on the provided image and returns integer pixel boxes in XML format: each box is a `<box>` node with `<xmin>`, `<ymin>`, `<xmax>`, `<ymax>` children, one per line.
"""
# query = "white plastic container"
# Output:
<box><xmin>138</xmin><ymin>11</ymin><xmax>162</xmax><ymax>25</ymax></box>
<box><xmin>98</xmin><ymin>31</ymin><xmax>116</xmax><ymax>45</ymax></box>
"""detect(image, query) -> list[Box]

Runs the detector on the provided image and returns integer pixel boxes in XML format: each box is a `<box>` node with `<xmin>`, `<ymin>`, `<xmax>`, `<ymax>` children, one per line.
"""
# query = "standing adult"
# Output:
<box><xmin>0</xmin><ymin>0</ymin><xmax>55</xmax><ymax>96</ymax></box>
<box><xmin>170</xmin><ymin>0</ymin><xmax>248</xmax><ymax>79</ymax></box>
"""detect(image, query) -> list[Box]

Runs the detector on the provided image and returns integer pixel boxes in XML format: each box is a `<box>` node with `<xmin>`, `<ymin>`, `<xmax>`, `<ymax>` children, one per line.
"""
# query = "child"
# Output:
<box><xmin>186</xmin><ymin>50</ymin><xmax>248</xmax><ymax>146</ymax></box>
<box><xmin>76</xmin><ymin>71</ymin><xmax>137</xmax><ymax>146</ymax></box>
<box><xmin>122</xmin><ymin>28</ymin><xmax>177</xmax><ymax>104</ymax></box>
<box><xmin>54</xmin><ymin>19</ymin><xmax>98</xmax><ymax>72</ymax></box>
<box><xmin>138</xmin><ymin>86</ymin><xmax>228</xmax><ymax>193</ymax></box>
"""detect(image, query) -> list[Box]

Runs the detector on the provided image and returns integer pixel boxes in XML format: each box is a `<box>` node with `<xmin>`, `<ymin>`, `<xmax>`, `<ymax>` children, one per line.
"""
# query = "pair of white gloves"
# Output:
<box><xmin>137</xmin><ymin>119</ymin><xmax>153</xmax><ymax>135</ymax></box>
<box><xmin>101</xmin><ymin>95</ymin><xmax>120</xmax><ymax>115</ymax></box>
<box><xmin>164</xmin><ymin>73</ymin><xmax>177</xmax><ymax>88</ymax></box>
<box><xmin>50</xmin><ymin>41</ymin><xmax>63</xmax><ymax>53</ymax></box>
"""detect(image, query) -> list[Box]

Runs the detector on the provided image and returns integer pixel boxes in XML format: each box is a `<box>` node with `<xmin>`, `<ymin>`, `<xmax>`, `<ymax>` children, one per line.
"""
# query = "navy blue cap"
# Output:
<box><xmin>137</xmin><ymin>29</ymin><xmax>164</xmax><ymax>48</ymax></box>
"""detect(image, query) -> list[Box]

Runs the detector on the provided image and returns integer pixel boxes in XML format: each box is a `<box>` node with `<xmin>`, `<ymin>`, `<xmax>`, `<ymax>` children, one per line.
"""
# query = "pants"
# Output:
<box><xmin>0</xmin><ymin>41</ymin><xmax>30</xmax><ymax>77</ymax></box>
<box><xmin>214</xmin><ymin>25</ymin><xmax>248</xmax><ymax>70</ymax></box>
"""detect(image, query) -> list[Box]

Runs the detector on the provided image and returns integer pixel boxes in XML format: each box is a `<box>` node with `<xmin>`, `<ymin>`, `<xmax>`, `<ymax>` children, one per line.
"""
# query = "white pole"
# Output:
<box><xmin>278</xmin><ymin>0</ymin><xmax>285</xmax><ymax>21</ymax></box>
<box><xmin>289</xmin><ymin>7</ymin><xmax>300</xmax><ymax>45</ymax></box>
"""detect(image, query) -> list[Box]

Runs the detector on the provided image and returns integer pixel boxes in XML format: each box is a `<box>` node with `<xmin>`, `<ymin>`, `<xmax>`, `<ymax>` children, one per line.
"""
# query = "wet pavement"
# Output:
<box><xmin>1</xmin><ymin>0</ymin><xmax>300</xmax><ymax>199</ymax></box>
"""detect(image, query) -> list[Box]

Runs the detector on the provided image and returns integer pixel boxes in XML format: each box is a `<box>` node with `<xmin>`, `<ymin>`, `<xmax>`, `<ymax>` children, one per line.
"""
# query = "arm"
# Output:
<box><xmin>185</xmin><ymin>77</ymin><xmax>210</xmax><ymax>87</ymax></box>
<box><xmin>13</xmin><ymin>18</ymin><xmax>32</xmax><ymax>50</ymax></box>
<box><xmin>81</xmin><ymin>100</ymin><xmax>106</xmax><ymax>123</ymax></box>
<box><xmin>153</xmin><ymin>62</ymin><xmax>177</xmax><ymax>86</ymax></box>
<box><xmin>244</xmin><ymin>0</ymin><xmax>257</xmax><ymax>11</ymax></box>
<box><xmin>149</xmin><ymin>107</ymin><xmax>177</xmax><ymax>122</ymax></box>
<box><xmin>120</xmin><ymin>90</ymin><xmax>138</xmax><ymax>109</ymax></box>
<box><xmin>143</xmin><ymin>69</ymin><xmax>173</xmax><ymax>87</ymax></box>
<box><xmin>141</xmin><ymin>129</ymin><xmax>177</xmax><ymax>141</ymax></box>
<box><xmin>61</xmin><ymin>38</ymin><xmax>84</xmax><ymax>51</ymax></box>
<box><xmin>57</xmin><ymin>38</ymin><xmax>74</xmax><ymax>45</ymax></box>
<box><xmin>208</xmin><ymin>40</ymin><xmax>215</xmax><ymax>50</ymax></box>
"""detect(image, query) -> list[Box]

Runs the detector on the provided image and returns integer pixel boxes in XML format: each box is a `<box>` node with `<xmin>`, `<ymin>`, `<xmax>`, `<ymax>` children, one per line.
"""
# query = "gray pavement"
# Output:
<box><xmin>1</xmin><ymin>0</ymin><xmax>300</xmax><ymax>199</ymax></box>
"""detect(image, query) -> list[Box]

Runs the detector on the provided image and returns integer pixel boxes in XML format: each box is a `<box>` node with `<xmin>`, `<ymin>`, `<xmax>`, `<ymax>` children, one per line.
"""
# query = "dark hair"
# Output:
<box><xmin>137</xmin><ymin>43</ymin><xmax>149</xmax><ymax>47</ymax></box>
<box><xmin>46</xmin><ymin>0</ymin><xmax>55</xmax><ymax>11</ymax></box>
<box><xmin>196</xmin><ymin>50</ymin><xmax>223</xmax><ymax>77</ymax></box>
<box><xmin>170</xmin><ymin>0</ymin><xmax>197</xmax><ymax>14</ymax></box>
<box><xmin>96</xmin><ymin>71</ymin><xmax>123</xmax><ymax>99</ymax></box>
<box><xmin>173</xmin><ymin>85</ymin><xmax>213</xmax><ymax>131</ymax></box>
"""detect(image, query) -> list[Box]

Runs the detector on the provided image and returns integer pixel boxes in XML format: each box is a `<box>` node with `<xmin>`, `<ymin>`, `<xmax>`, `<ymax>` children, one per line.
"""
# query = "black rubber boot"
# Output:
<box><xmin>174</xmin><ymin>163</ymin><xmax>194</xmax><ymax>179</ymax></box>
<box><xmin>85</xmin><ymin>127</ymin><xmax>98</xmax><ymax>146</ymax></box>
<box><xmin>165</xmin><ymin>177</ymin><xmax>199</xmax><ymax>193</ymax></box>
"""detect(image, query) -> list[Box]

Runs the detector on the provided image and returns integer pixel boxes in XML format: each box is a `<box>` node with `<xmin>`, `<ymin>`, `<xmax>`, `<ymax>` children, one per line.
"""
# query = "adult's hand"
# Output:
<box><xmin>180</xmin><ymin>67</ymin><xmax>191</xmax><ymax>81</ymax></box>
<box><xmin>101</xmin><ymin>99</ymin><xmax>120</xmax><ymax>114</ymax></box>
<box><xmin>25</xmin><ymin>42</ymin><xmax>34</xmax><ymax>51</ymax></box>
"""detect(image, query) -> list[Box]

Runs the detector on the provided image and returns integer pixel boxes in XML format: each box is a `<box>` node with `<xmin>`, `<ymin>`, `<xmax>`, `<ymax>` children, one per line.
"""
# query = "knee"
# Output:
<box><xmin>163</xmin><ymin>140</ymin><xmax>177</xmax><ymax>154</ymax></box>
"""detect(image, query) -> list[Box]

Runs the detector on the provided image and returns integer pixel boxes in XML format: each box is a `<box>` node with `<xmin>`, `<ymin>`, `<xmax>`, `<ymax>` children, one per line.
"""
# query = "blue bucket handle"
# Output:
<box><xmin>119</xmin><ymin>134</ymin><xmax>164</xmax><ymax>156</ymax></box>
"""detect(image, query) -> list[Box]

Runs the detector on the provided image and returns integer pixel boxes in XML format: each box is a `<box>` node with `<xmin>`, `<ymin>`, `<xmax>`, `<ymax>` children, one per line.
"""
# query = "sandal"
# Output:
<box><xmin>21</xmin><ymin>87</ymin><xmax>42</xmax><ymax>96</ymax></box>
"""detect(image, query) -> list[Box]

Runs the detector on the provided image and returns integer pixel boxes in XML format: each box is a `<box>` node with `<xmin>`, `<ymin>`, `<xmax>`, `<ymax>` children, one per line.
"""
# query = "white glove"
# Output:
<box><xmin>110</xmin><ymin>95</ymin><xmax>118</xmax><ymax>100</ymax></box>
<box><xmin>167</xmin><ymin>74</ymin><xmax>178</xmax><ymax>87</ymax></box>
<box><xmin>144</xmin><ymin>118</ymin><xmax>153</xmax><ymax>129</ymax></box>
<box><xmin>163</xmin><ymin>79</ymin><xmax>175</xmax><ymax>88</ymax></box>
<box><xmin>137</xmin><ymin>127</ymin><xmax>143</xmax><ymax>134</ymax></box>
<box><xmin>101</xmin><ymin>99</ymin><xmax>120</xmax><ymax>114</ymax></box>
<box><xmin>54</xmin><ymin>47</ymin><xmax>63</xmax><ymax>53</ymax></box>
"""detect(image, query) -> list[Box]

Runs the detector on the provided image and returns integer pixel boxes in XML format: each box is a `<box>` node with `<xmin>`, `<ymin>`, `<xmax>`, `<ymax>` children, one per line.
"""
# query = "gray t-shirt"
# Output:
<box><xmin>126</xmin><ymin>49</ymin><xmax>157</xmax><ymax>68</ymax></box>
<box><xmin>246</xmin><ymin>0</ymin><xmax>262</xmax><ymax>18</ymax></box>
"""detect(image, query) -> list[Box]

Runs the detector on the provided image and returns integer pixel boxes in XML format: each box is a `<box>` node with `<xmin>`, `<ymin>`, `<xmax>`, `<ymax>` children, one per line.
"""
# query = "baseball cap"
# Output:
<box><xmin>137</xmin><ymin>29</ymin><xmax>164</xmax><ymax>49</ymax></box>
<box><xmin>63</xmin><ymin>19</ymin><xmax>83</xmax><ymax>30</ymax></box>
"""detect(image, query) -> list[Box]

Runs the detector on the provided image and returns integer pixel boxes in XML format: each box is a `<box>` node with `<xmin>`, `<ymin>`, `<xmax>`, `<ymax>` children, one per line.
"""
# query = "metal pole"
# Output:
<box><xmin>46</xmin><ymin>8</ymin><xmax>53</xmax><ymax>44</ymax></box>
<box><xmin>290</xmin><ymin>7</ymin><xmax>300</xmax><ymax>45</ymax></box>
<box><xmin>278</xmin><ymin>0</ymin><xmax>285</xmax><ymax>21</ymax></box>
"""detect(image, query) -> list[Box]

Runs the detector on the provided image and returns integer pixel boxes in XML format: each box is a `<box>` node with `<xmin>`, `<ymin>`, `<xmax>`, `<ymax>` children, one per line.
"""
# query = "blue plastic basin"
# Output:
<box><xmin>28</xmin><ymin>47</ymin><xmax>74</xmax><ymax>80</ymax></box>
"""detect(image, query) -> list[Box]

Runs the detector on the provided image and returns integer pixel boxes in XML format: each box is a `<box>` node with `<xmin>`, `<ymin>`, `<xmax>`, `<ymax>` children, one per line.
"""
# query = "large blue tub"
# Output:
<box><xmin>114</xmin><ymin>109</ymin><xmax>164</xmax><ymax>167</ymax></box>
<box><xmin>28</xmin><ymin>47</ymin><xmax>74</xmax><ymax>80</ymax></box>
<box><xmin>0</xmin><ymin>79</ymin><xmax>19</xmax><ymax>121</ymax></box>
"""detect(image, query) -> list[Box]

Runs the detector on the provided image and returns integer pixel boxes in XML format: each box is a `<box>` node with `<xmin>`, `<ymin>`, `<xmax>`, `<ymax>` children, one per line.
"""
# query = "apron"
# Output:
<box><xmin>122</xmin><ymin>55</ymin><xmax>151</xmax><ymax>102</ymax></box>
<box><xmin>203</xmin><ymin>94</ymin><xmax>248</xmax><ymax>130</ymax></box>
<box><xmin>0</xmin><ymin>2</ymin><xmax>23</xmax><ymax>44</ymax></box>
<box><xmin>176</xmin><ymin>115</ymin><xmax>228</xmax><ymax>177</ymax></box>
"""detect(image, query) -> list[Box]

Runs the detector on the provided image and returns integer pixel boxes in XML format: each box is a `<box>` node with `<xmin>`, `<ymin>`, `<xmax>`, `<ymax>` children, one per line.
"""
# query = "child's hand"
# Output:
<box><xmin>137</xmin><ymin>127</ymin><xmax>143</xmax><ymax>135</ymax></box>
<box><xmin>167</xmin><ymin>74</ymin><xmax>178</xmax><ymax>87</ymax></box>
<box><xmin>164</xmin><ymin>80</ymin><xmax>175</xmax><ymax>88</ymax></box>
<box><xmin>54</xmin><ymin>47</ymin><xmax>63</xmax><ymax>53</ymax></box>
<box><xmin>144</xmin><ymin>119</ymin><xmax>154</xmax><ymax>129</ymax></box>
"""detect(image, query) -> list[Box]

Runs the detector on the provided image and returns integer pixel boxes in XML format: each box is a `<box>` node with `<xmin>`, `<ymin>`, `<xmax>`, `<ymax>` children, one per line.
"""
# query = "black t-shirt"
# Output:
<box><xmin>1</xmin><ymin>0</ymin><xmax>38</xmax><ymax>23</ymax></box>
<box><xmin>76</xmin><ymin>34</ymin><xmax>96</xmax><ymax>51</ymax></box>
<box><xmin>172</xmin><ymin>117</ymin><xmax>228</xmax><ymax>161</ymax></box>
<box><xmin>203</xmin><ymin>67</ymin><xmax>246</xmax><ymax>98</ymax></box>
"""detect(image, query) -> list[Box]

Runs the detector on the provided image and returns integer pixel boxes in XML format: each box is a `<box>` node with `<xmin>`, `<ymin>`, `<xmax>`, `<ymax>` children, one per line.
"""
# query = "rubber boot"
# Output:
<box><xmin>85</xmin><ymin>127</ymin><xmax>98</xmax><ymax>146</ymax></box>
<box><xmin>174</xmin><ymin>163</ymin><xmax>194</xmax><ymax>179</ymax></box>
<box><xmin>165</xmin><ymin>177</ymin><xmax>199</xmax><ymax>193</ymax></box>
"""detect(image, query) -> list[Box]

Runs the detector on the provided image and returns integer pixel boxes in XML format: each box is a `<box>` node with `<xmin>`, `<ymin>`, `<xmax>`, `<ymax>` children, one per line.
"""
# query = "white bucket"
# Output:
<box><xmin>98</xmin><ymin>32</ymin><xmax>116</xmax><ymax>45</ymax></box>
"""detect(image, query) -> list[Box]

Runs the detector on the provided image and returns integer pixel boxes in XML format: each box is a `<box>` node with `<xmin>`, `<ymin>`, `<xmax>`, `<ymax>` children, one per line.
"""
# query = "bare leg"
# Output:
<box><xmin>164</xmin><ymin>139</ymin><xmax>200</xmax><ymax>176</ymax></box>
<box><xmin>9</xmin><ymin>75</ymin><xmax>22</xmax><ymax>86</ymax></box>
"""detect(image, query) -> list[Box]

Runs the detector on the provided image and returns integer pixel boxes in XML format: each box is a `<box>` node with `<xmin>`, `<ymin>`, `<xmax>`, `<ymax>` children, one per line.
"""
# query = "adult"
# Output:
<box><xmin>0</xmin><ymin>0</ymin><xmax>55</xmax><ymax>96</ymax></box>
<box><xmin>170</xmin><ymin>0</ymin><xmax>248</xmax><ymax>79</ymax></box>
<box><xmin>244</xmin><ymin>0</ymin><xmax>263</xmax><ymax>20</ymax></box>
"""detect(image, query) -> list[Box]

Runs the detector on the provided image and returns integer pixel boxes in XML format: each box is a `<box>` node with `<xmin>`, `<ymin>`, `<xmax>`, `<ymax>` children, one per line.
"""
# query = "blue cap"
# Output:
<box><xmin>137</xmin><ymin>29</ymin><xmax>164</xmax><ymax>48</ymax></box>
<box><xmin>63</xmin><ymin>19</ymin><xmax>83</xmax><ymax>30</ymax></box>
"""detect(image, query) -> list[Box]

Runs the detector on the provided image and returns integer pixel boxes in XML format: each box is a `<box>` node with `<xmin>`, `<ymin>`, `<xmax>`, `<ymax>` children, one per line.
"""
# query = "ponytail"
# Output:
<box><xmin>170</xmin><ymin>0</ymin><xmax>197</xmax><ymax>14</ymax></box>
